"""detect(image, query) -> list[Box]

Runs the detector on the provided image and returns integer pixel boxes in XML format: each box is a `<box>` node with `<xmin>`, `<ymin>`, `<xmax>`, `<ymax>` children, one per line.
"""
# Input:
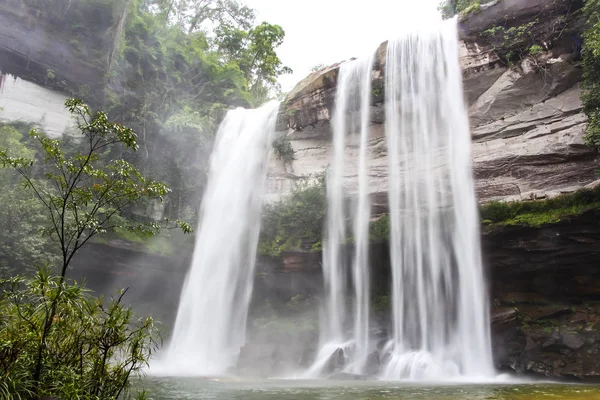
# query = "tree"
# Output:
<box><xmin>147</xmin><ymin>0</ymin><xmax>255</xmax><ymax>33</ymax></box>
<box><xmin>0</xmin><ymin>99</ymin><xmax>191</xmax><ymax>397</ymax></box>
<box><xmin>1</xmin><ymin>99</ymin><xmax>191</xmax><ymax>281</ymax></box>
<box><xmin>215</xmin><ymin>21</ymin><xmax>292</xmax><ymax>105</ymax></box>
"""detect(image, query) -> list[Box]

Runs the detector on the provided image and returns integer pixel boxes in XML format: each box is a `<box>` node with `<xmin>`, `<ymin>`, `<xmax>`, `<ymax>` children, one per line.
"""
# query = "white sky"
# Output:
<box><xmin>245</xmin><ymin>0</ymin><xmax>442</xmax><ymax>92</ymax></box>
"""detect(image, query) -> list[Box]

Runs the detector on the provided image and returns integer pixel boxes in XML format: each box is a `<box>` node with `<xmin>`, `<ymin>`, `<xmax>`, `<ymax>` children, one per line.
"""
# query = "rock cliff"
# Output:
<box><xmin>0</xmin><ymin>0</ymin><xmax>120</xmax><ymax>92</ymax></box>
<box><xmin>267</xmin><ymin>0</ymin><xmax>599</xmax><ymax>206</ymax></box>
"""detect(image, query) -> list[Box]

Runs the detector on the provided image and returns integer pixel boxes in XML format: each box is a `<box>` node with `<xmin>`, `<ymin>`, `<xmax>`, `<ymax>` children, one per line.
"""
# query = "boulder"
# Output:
<box><xmin>322</xmin><ymin>348</ymin><xmax>346</xmax><ymax>375</ymax></box>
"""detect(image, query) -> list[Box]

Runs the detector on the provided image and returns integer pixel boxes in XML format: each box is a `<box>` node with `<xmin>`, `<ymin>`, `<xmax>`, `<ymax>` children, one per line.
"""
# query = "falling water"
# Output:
<box><xmin>309</xmin><ymin>56</ymin><xmax>374</xmax><ymax>376</ymax></box>
<box><xmin>155</xmin><ymin>101</ymin><xmax>279</xmax><ymax>376</ymax></box>
<box><xmin>382</xmin><ymin>20</ymin><xmax>493</xmax><ymax>379</ymax></box>
<box><xmin>351</xmin><ymin>53</ymin><xmax>374</xmax><ymax>374</ymax></box>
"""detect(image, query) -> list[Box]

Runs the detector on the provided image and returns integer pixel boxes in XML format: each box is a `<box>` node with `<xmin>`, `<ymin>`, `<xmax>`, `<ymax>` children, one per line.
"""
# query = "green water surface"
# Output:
<box><xmin>143</xmin><ymin>378</ymin><xmax>600</xmax><ymax>400</ymax></box>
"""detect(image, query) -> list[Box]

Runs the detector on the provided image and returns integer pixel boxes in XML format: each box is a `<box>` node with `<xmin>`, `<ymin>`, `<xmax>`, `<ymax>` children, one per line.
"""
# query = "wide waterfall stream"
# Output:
<box><xmin>153</xmin><ymin>101</ymin><xmax>280</xmax><ymax>376</ymax></box>
<box><xmin>382</xmin><ymin>21</ymin><xmax>493</xmax><ymax>379</ymax></box>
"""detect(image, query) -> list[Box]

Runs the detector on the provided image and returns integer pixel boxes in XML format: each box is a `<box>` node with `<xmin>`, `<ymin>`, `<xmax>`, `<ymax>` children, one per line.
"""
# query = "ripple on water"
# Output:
<box><xmin>139</xmin><ymin>378</ymin><xmax>600</xmax><ymax>400</ymax></box>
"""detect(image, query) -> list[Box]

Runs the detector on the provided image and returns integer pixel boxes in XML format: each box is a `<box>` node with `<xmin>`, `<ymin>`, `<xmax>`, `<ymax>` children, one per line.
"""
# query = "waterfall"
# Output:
<box><xmin>155</xmin><ymin>100</ymin><xmax>279</xmax><ymax>376</ymax></box>
<box><xmin>381</xmin><ymin>20</ymin><xmax>494</xmax><ymax>379</ymax></box>
<box><xmin>309</xmin><ymin>56</ymin><xmax>374</xmax><ymax>376</ymax></box>
<box><xmin>351</xmin><ymin>53</ymin><xmax>374</xmax><ymax>374</ymax></box>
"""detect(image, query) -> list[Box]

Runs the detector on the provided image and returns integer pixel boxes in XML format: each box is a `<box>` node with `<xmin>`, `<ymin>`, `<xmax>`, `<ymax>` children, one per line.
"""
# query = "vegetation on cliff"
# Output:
<box><xmin>0</xmin><ymin>100</ymin><xmax>190</xmax><ymax>399</ymax></box>
<box><xmin>582</xmin><ymin>0</ymin><xmax>600</xmax><ymax>150</ymax></box>
<box><xmin>258</xmin><ymin>174</ymin><xmax>326</xmax><ymax>256</ymax></box>
<box><xmin>480</xmin><ymin>186</ymin><xmax>600</xmax><ymax>228</ymax></box>
<box><xmin>438</xmin><ymin>0</ymin><xmax>494</xmax><ymax>19</ymax></box>
<box><xmin>4</xmin><ymin>0</ymin><xmax>291</xmax><ymax>226</ymax></box>
<box><xmin>257</xmin><ymin>173</ymin><xmax>392</xmax><ymax>256</ymax></box>
<box><xmin>257</xmin><ymin>181</ymin><xmax>600</xmax><ymax>255</ymax></box>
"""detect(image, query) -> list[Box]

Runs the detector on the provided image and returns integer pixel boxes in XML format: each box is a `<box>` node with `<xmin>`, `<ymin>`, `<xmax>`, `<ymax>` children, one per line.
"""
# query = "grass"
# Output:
<box><xmin>90</xmin><ymin>227</ymin><xmax>180</xmax><ymax>256</ymax></box>
<box><xmin>480</xmin><ymin>186</ymin><xmax>600</xmax><ymax>228</ymax></box>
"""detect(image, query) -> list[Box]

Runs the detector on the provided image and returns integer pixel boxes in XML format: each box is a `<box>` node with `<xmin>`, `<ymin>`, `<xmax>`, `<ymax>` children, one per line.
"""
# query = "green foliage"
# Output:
<box><xmin>369</xmin><ymin>215</ymin><xmax>390</xmax><ymax>241</ymax></box>
<box><xmin>462</xmin><ymin>2</ymin><xmax>481</xmax><ymax>16</ymax></box>
<box><xmin>582</xmin><ymin>0</ymin><xmax>600</xmax><ymax>150</ymax></box>
<box><xmin>0</xmin><ymin>101</ymin><xmax>190</xmax><ymax>398</ymax></box>
<box><xmin>16</xmin><ymin>0</ymin><xmax>291</xmax><ymax>222</ymax></box>
<box><xmin>0</xmin><ymin>99</ymin><xmax>184</xmax><ymax>278</ymax></box>
<box><xmin>0</xmin><ymin>123</ymin><xmax>58</xmax><ymax>276</ymax></box>
<box><xmin>258</xmin><ymin>174</ymin><xmax>327</xmax><ymax>256</ymax></box>
<box><xmin>0</xmin><ymin>270</ymin><xmax>159</xmax><ymax>399</ymax></box>
<box><xmin>438</xmin><ymin>0</ymin><xmax>492</xmax><ymax>19</ymax></box>
<box><xmin>480</xmin><ymin>186</ymin><xmax>600</xmax><ymax>227</ymax></box>
<box><xmin>528</xmin><ymin>44</ymin><xmax>544</xmax><ymax>56</ymax></box>
<box><xmin>97</xmin><ymin>0</ymin><xmax>292</xmax><ymax>219</ymax></box>
<box><xmin>272</xmin><ymin>136</ymin><xmax>295</xmax><ymax>163</ymax></box>
<box><xmin>481</xmin><ymin>20</ymin><xmax>540</xmax><ymax>63</ymax></box>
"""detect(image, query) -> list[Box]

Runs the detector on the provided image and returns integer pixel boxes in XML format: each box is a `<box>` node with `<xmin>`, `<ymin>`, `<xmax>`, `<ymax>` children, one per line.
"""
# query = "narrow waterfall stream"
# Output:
<box><xmin>309</xmin><ymin>55</ymin><xmax>375</xmax><ymax>376</ymax></box>
<box><xmin>382</xmin><ymin>20</ymin><xmax>493</xmax><ymax>379</ymax></box>
<box><xmin>153</xmin><ymin>101</ymin><xmax>280</xmax><ymax>376</ymax></box>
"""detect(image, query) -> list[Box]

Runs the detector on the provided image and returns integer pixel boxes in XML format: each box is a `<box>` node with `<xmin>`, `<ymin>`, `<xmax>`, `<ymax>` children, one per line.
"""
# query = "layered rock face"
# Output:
<box><xmin>267</xmin><ymin>0</ymin><xmax>599</xmax><ymax>206</ymax></box>
<box><xmin>486</xmin><ymin>210</ymin><xmax>600</xmax><ymax>379</ymax></box>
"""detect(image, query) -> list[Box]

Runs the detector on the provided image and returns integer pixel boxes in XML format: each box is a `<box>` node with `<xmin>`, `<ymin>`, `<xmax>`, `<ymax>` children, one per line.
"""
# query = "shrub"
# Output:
<box><xmin>0</xmin><ymin>270</ymin><xmax>159</xmax><ymax>399</ymax></box>
<box><xmin>528</xmin><ymin>44</ymin><xmax>544</xmax><ymax>56</ymax></box>
<box><xmin>259</xmin><ymin>174</ymin><xmax>326</xmax><ymax>255</ymax></box>
<box><xmin>272</xmin><ymin>135</ymin><xmax>295</xmax><ymax>163</ymax></box>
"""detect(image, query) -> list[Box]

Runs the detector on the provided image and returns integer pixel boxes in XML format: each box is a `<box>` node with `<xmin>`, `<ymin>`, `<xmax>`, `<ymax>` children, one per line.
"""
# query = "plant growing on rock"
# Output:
<box><xmin>582</xmin><ymin>0</ymin><xmax>600</xmax><ymax>150</ymax></box>
<box><xmin>258</xmin><ymin>173</ymin><xmax>326</xmax><ymax>256</ymax></box>
<box><xmin>272</xmin><ymin>135</ymin><xmax>295</xmax><ymax>163</ymax></box>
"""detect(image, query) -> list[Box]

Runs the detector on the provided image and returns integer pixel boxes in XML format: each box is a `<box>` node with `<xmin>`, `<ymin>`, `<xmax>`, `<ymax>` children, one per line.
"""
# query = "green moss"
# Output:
<box><xmin>372</xmin><ymin>83</ymin><xmax>384</xmax><ymax>97</ymax></box>
<box><xmin>91</xmin><ymin>227</ymin><xmax>181</xmax><ymax>256</ymax></box>
<box><xmin>480</xmin><ymin>186</ymin><xmax>600</xmax><ymax>228</ymax></box>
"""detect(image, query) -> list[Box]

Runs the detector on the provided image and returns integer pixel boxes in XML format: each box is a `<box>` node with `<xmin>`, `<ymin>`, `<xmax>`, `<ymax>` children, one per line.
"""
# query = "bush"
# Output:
<box><xmin>369</xmin><ymin>215</ymin><xmax>390</xmax><ymax>241</ymax></box>
<box><xmin>272</xmin><ymin>135</ymin><xmax>295</xmax><ymax>163</ymax></box>
<box><xmin>0</xmin><ymin>270</ymin><xmax>159</xmax><ymax>399</ymax></box>
<box><xmin>528</xmin><ymin>44</ymin><xmax>544</xmax><ymax>56</ymax></box>
<box><xmin>258</xmin><ymin>174</ymin><xmax>326</xmax><ymax>255</ymax></box>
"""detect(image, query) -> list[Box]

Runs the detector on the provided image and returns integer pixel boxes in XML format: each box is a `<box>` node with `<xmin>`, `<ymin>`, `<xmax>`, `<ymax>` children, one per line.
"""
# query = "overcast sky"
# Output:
<box><xmin>245</xmin><ymin>0</ymin><xmax>442</xmax><ymax>92</ymax></box>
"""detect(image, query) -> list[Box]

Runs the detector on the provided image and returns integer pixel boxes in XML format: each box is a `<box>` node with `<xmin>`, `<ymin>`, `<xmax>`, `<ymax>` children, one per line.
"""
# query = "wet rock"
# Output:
<box><xmin>561</xmin><ymin>333</ymin><xmax>586</xmax><ymax>350</ymax></box>
<box><xmin>492</xmin><ymin>308</ymin><xmax>518</xmax><ymax>324</ymax></box>
<box><xmin>328</xmin><ymin>372</ymin><xmax>366</xmax><ymax>380</ymax></box>
<box><xmin>322</xmin><ymin>348</ymin><xmax>346</xmax><ymax>375</ymax></box>
<box><xmin>525</xmin><ymin>337</ymin><xmax>540</xmax><ymax>351</ymax></box>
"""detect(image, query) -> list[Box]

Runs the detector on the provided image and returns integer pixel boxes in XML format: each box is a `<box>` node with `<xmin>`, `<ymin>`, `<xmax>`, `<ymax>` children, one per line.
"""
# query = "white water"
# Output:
<box><xmin>154</xmin><ymin>101</ymin><xmax>279</xmax><ymax>376</ymax></box>
<box><xmin>311</xmin><ymin>56</ymin><xmax>375</xmax><ymax>376</ymax></box>
<box><xmin>382</xmin><ymin>20</ymin><xmax>494</xmax><ymax>379</ymax></box>
<box><xmin>350</xmin><ymin>53</ymin><xmax>374</xmax><ymax>374</ymax></box>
